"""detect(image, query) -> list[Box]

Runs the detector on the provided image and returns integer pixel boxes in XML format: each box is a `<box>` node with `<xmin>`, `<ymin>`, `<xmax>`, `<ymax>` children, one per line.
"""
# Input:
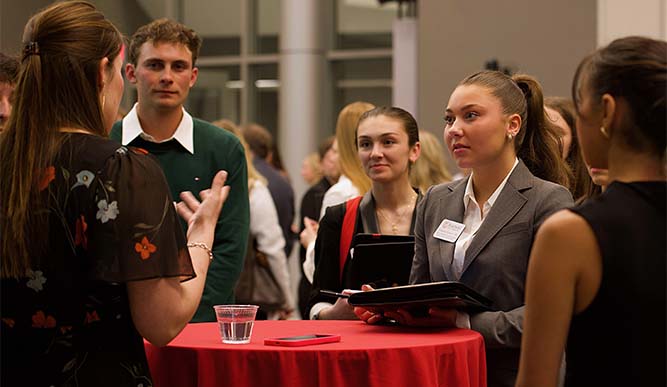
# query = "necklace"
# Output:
<box><xmin>376</xmin><ymin>193</ymin><xmax>417</xmax><ymax>234</ymax></box>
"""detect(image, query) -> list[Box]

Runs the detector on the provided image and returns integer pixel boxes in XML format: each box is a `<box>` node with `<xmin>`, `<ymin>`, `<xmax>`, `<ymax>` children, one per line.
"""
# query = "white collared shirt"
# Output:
<box><xmin>452</xmin><ymin>158</ymin><xmax>519</xmax><ymax>279</ymax></box>
<box><xmin>120</xmin><ymin>103</ymin><xmax>195</xmax><ymax>154</ymax></box>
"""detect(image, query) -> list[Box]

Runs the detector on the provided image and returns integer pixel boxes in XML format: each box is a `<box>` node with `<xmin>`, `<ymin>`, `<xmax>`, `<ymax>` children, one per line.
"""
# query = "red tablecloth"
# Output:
<box><xmin>145</xmin><ymin>320</ymin><xmax>486</xmax><ymax>387</ymax></box>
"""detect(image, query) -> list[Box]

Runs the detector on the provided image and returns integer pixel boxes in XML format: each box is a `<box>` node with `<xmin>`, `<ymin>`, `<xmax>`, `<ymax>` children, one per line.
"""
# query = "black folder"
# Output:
<box><xmin>345</xmin><ymin>234</ymin><xmax>415</xmax><ymax>289</ymax></box>
<box><xmin>348</xmin><ymin>281</ymin><xmax>493</xmax><ymax>316</ymax></box>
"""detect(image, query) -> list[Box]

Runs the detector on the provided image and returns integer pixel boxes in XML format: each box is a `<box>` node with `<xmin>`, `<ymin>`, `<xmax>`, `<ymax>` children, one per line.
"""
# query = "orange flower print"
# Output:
<box><xmin>38</xmin><ymin>166</ymin><xmax>56</xmax><ymax>191</ymax></box>
<box><xmin>32</xmin><ymin>310</ymin><xmax>56</xmax><ymax>328</ymax></box>
<box><xmin>85</xmin><ymin>311</ymin><xmax>100</xmax><ymax>324</ymax></box>
<box><xmin>2</xmin><ymin>318</ymin><xmax>15</xmax><ymax>328</ymax></box>
<box><xmin>135</xmin><ymin>236</ymin><xmax>157</xmax><ymax>260</ymax></box>
<box><xmin>75</xmin><ymin>215</ymin><xmax>88</xmax><ymax>249</ymax></box>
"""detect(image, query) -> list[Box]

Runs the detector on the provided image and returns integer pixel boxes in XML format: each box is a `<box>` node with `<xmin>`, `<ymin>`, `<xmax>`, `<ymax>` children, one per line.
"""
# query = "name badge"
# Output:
<box><xmin>433</xmin><ymin>219</ymin><xmax>465</xmax><ymax>243</ymax></box>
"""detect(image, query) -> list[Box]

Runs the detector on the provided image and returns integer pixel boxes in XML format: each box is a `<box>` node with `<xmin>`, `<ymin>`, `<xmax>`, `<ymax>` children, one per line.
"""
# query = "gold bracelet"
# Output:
<box><xmin>187</xmin><ymin>242</ymin><xmax>213</xmax><ymax>261</ymax></box>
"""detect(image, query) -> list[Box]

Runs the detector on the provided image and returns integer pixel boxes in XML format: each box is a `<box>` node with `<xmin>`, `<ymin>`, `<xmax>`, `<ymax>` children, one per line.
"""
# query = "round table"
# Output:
<box><xmin>145</xmin><ymin>320</ymin><xmax>486</xmax><ymax>387</ymax></box>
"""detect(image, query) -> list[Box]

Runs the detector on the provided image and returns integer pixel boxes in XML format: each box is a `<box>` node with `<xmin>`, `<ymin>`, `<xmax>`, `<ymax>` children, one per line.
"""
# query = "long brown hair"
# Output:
<box><xmin>460</xmin><ymin>71</ymin><xmax>571</xmax><ymax>187</ymax></box>
<box><xmin>545</xmin><ymin>96</ymin><xmax>592</xmax><ymax>201</ymax></box>
<box><xmin>0</xmin><ymin>1</ymin><xmax>122</xmax><ymax>278</ymax></box>
<box><xmin>410</xmin><ymin>131</ymin><xmax>452</xmax><ymax>193</ymax></box>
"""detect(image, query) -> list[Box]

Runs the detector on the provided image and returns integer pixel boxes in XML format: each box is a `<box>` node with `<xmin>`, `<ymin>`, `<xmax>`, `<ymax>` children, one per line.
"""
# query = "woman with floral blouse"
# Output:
<box><xmin>0</xmin><ymin>2</ymin><xmax>228</xmax><ymax>386</ymax></box>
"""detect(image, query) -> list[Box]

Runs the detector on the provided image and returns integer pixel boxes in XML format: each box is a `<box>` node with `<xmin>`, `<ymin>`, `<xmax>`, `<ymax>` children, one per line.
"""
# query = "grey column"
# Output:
<box><xmin>392</xmin><ymin>17</ymin><xmax>418</xmax><ymax>117</ymax></box>
<box><xmin>279</xmin><ymin>0</ymin><xmax>326</xmax><ymax>208</ymax></box>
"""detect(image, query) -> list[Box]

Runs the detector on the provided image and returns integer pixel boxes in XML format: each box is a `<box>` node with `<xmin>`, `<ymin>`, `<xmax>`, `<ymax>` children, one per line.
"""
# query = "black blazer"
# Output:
<box><xmin>308</xmin><ymin>189</ymin><xmax>422</xmax><ymax>315</ymax></box>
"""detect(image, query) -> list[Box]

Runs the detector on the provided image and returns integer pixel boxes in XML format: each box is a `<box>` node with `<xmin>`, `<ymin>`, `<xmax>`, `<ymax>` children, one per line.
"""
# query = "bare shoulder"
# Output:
<box><xmin>534</xmin><ymin>209</ymin><xmax>599</xmax><ymax>269</ymax></box>
<box><xmin>539</xmin><ymin>209</ymin><xmax>588</xmax><ymax>232</ymax></box>
<box><xmin>538</xmin><ymin>210</ymin><xmax>595</xmax><ymax>246</ymax></box>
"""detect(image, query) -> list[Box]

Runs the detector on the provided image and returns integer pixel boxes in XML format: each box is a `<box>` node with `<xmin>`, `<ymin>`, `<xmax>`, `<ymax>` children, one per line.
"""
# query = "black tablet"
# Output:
<box><xmin>346</xmin><ymin>239</ymin><xmax>415</xmax><ymax>289</ymax></box>
<box><xmin>348</xmin><ymin>281</ymin><xmax>493</xmax><ymax>315</ymax></box>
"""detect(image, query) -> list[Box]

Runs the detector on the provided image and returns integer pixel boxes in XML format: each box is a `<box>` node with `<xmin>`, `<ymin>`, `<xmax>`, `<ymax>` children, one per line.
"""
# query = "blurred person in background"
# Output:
<box><xmin>298</xmin><ymin>136</ymin><xmax>340</xmax><ymax>318</ymax></box>
<box><xmin>578</xmin><ymin>165</ymin><xmax>609</xmax><ymax>202</ymax></box>
<box><xmin>243</xmin><ymin>123</ymin><xmax>296</xmax><ymax>257</ymax></box>
<box><xmin>0</xmin><ymin>52</ymin><xmax>19</xmax><ymax>131</ymax></box>
<box><xmin>318</xmin><ymin>102</ymin><xmax>376</xmax><ymax>219</ymax></box>
<box><xmin>545</xmin><ymin>97</ymin><xmax>593</xmax><ymax>202</ymax></box>
<box><xmin>300</xmin><ymin>152</ymin><xmax>322</xmax><ymax>186</ymax></box>
<box><xmin>214</xmin><ymin>119</ymin><xmax>294</xmax><ymax>320</ymax></box>
<box><xmin>269</xmin><ymin>140</ymin><xmax>291</xmax><ymax>181</ymax></box>
<box><xmin>410</xmin><ymin>130</ymin><xmax>452</xmax><ymax>193</ymax></box>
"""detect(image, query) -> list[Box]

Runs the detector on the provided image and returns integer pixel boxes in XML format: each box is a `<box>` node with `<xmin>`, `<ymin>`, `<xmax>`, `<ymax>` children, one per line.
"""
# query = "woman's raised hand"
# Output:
<box><xmin>176</xmin><ymin>170</ymin><xmax>231</xmax><ymax>239</ymax></box>
<box><xmin>299</xmin><ymin>216</ymin><xmax>319</xmax><ymax>248</ymax></box>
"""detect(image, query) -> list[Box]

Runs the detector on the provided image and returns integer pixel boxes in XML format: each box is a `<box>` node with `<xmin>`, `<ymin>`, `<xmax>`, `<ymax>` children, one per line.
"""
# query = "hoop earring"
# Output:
<box><xmin>600</xmin><ymin>126</ymin><xmax>609</xmax><ymax>138</ymax></box>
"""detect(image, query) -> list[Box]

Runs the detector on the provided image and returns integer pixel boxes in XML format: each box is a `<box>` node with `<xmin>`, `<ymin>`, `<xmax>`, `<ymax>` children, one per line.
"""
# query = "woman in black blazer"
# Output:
<box><xmin>308</xmin><ymin>107</ymin><xmax>423</xmax><ymax>320</ymax></box>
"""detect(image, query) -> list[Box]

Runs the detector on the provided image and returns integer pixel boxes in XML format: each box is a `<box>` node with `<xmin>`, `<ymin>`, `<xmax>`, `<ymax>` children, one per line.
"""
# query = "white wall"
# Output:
<box><xmin>183</xmin><ymin>0</ymin><xmax>242</xmax><ymax>37</ymax></box>
<box><xmin>597</xmin><ymin>0</ymin><xmax>667</xmax><ymax>46</ymax></box>
<box><xmin>417</xmin><ymin>0</ymin><xmax>597</xmax><ymax>171</ymax></box>
<box><xmin>0</xmin><ymin>0</ymin><xmax>51</xmax><ymax>54</ymax></box>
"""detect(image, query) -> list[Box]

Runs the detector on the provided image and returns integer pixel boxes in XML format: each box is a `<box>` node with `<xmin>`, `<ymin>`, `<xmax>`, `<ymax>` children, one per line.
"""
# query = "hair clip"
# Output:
<box><xmin>22</xmin><ymin>41</ymin><xmax>40</xmax><ymax>60</ymax></box>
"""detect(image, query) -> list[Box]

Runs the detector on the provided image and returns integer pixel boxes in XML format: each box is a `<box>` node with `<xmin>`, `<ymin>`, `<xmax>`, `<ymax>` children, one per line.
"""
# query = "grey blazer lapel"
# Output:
<box><xmin>437</xmin><ymin>178</ymin><xmax>467</xmax><ymax>280</ymax></box>
<box><xmin>461</xmin><ymin>162</ymin><xmax>532</xmax><ymax>274</ymax></box>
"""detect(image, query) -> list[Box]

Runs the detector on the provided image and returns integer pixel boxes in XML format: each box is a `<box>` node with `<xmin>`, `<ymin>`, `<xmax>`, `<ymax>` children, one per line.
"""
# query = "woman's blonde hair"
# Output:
<box><xmin>410</xmin><ymin>131</ymin><xmax>452</xmax><ymax>193</ymax></box>
<box><xmin>335</xmin><ymin>101</ymin><xmax>375</xmax><ymax>194</ymax></box>
<box><xmin>302</xmin><ymin>152</ymin><xmax>322</xmax><ymax>185</ymax></box>
<box><xmin>212</xmin><ymin>119</ymin><xmax>266</xmax><ymax>192</ymax></box>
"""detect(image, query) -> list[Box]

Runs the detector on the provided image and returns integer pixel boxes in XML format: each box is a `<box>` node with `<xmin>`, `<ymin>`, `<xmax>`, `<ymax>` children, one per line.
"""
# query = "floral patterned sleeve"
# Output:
<box><xmin>85</xmin><ymin>147</ymin><xmax>195</xmax><ymax>283</ymax></box>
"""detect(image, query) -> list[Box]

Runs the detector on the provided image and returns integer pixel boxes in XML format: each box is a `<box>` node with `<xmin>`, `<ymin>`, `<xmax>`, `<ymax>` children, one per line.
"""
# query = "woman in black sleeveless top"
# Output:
<box><xmin>516</xmin><ymin>36</ymin><xmax>666</xmax><ymax>387</ymax></box>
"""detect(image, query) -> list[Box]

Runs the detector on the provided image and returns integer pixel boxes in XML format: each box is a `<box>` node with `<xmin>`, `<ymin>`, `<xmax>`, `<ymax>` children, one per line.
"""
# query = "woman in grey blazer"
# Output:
<box><xmin>356</xmin><ymin>71</ymin><xmax>573</xmax><ymax>387</ymax></box>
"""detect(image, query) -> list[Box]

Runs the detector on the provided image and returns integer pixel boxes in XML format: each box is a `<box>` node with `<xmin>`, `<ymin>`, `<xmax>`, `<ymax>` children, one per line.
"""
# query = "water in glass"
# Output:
<box><xmin>219</xmin><ymin>318</ymin><xmax>254</xmax><ymax>344</ymax></box>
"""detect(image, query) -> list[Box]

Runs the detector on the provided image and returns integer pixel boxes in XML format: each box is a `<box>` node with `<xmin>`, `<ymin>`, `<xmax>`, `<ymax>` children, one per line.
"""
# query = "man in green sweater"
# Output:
<box><xmin>110</xmin><ymin>19</ymin><xmax>249</xmax><ymax>322</ymax></box>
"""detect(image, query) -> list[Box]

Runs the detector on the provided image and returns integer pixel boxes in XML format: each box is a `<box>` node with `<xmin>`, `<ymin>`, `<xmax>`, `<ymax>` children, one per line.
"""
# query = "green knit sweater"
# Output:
<box><xmin>111</xmin><ymin>118</ymin><xmax>250</xmax><ymax>322</ymax></box>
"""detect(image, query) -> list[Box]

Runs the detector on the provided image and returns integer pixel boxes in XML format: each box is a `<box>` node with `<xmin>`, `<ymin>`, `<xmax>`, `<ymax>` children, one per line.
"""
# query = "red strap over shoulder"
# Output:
<box><xmin>339</xmin><ymin>196</ymin><xmax>362</xmax><ymax>282</ymax></box>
